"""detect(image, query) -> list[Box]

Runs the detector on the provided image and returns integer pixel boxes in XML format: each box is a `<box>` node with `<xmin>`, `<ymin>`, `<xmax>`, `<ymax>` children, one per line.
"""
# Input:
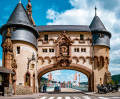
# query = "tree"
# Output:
<box><xmin>107</xmin><ymin>80</ymin><xmax>115</xmax><ymax>85</ymax></box>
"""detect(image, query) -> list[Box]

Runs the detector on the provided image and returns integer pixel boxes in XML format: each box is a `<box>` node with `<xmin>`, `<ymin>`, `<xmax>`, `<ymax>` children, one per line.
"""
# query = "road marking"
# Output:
<box><xmin>73</xmin><ymin>96</ymin><xmax>81</xmax><ymax>99</ymax></box>
<box><xmin>83</xmin><ymin>96</ymin><xmax>91</xmax><ymax>99</ymax></box>
<box><xmin>65</xmin><ymin>96</ymin><xmax>71</xmax><ymax>99</ymax></box>
<box><xmin>98</xmin><ymin>97</ymin><xmax>110</xmax><ymax>99</ymax></box>
<box><xmin>40</xmin><ymin>97</ymin><xmax>47</xmax><ymax>99</ymax></box>
<box><xmin>57</xmin><ymin>97</ymin><xmax>62</xmax><ymax>99</ymax></box>
<box><xmin>49</xmin><ymin>97</ymin><xmax>54</xmax><ymax>99</ymax></box>
<box><xmin>99</xmin><ymin>97</ymin><xmax>120</xmax><ymax>99</ymax></box>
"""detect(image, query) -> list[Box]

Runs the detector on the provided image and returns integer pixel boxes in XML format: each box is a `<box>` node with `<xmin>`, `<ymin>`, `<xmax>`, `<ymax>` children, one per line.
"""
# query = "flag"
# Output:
<box><xmin>74</xmin><ymin>73</ymin><xmax>77</xmax><ymax>80</ymax></box>
<box><xmin>48</xmin><ymin>73</ymin><xmax>52</xmax><ymax>81</ymax></box>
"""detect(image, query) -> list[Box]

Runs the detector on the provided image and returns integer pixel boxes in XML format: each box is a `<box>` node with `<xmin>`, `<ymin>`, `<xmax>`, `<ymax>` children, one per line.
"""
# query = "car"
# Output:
<box><xmin>54</xmin><ymin>86</ymin><xmax>61</xmax><ymax>92</ymax></box>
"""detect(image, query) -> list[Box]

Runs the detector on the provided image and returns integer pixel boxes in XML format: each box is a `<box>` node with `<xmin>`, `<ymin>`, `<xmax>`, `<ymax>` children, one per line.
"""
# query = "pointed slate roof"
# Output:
<box><xmin>7</xmin><ymin>2</ymin><xmax>31</xmax><ymax>25</ymax></box>
<box><xmin>0</xmin><ymin>2</ymin><xmax>39</xmax><ymax>37</ymax></box>
<box><xmin>90</xmin><ymin>16</ymin><xmax>106</xmax><ymax>31</ymax></box>
<box><xmin>90</xmin><ymin>16</ymin><xmax>111</xmax><ymax>38</ymax></box>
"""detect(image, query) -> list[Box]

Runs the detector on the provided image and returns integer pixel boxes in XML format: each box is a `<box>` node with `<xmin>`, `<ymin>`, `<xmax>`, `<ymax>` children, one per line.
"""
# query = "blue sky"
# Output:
<box><xmin>0</xmin><ymin>0</ymin><xmax>120</xmax><ymax>82</ymax></box>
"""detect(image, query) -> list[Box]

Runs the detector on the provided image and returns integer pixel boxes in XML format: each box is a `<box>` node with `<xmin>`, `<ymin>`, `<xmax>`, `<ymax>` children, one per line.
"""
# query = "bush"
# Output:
<box><xmin>114</xmin><ymin>81</ymin><xmax>118</xmax><ymax>85</ymax></box>
<box><xmin>107</xmin><ymin>80</ymin><xmax>115</xmax><ymax>85</ymax></box>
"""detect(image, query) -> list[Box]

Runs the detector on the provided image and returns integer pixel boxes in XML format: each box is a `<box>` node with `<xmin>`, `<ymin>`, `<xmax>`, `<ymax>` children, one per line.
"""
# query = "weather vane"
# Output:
<box><xmin>95</xmin><ymin>6</ymin><xmax>97</xmax><ymax>16</ymax></box>
<box><xmin>19</xmin><ymin>0</ymin><xmax>21</xmax><ymax>3</ymax></box>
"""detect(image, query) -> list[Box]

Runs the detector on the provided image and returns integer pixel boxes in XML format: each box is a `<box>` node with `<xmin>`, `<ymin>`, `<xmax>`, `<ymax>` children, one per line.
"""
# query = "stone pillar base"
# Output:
<box><xmin>16</xmin><ymin>85</ymin><xmax>33</xmax><ymax>95</ymax></box>
<box><xmin>4</xmin><ymin>84</ymin><xmax>13</xmax><ymax>96</ymax></box>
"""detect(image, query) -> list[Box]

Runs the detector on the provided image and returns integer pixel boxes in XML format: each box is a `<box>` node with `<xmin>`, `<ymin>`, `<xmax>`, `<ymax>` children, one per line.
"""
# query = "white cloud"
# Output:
<box><xmin>0</xmin><ymin>59</ymin><xmax>2</xmax><ymax>66</ymax></box>
<box><xmin>69</xmin><ymin>0</ymin><xmax>87</xmax><ymax>9</ymax></box>
<box><xmin>43</xmin><ymin>70</ymin><xmax>62</xmax><ymax>81</ymax></box>
<box><xmin>46</xmin><ymin>0</ymin><xmax>120</xmax><ymax>76</ymax></box>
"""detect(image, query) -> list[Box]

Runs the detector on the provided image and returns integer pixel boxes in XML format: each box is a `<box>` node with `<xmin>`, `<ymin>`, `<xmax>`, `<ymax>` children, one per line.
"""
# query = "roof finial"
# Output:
<box><xmin>95</xmin><ymin>6</ymin><xmax>97</xmax><ymax>16</ymax></box>
<box><xmin>19</xmin><ymin>0</ymin><xmax>21</xmax><ymax>3</ymax></box>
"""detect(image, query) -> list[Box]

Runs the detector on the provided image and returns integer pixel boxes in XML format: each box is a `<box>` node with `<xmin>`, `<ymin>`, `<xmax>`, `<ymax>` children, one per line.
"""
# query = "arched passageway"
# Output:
<box><xmin>37</xmin><ymin>63</ymin><xmax>93</xmax><ymax>92</ymax></box>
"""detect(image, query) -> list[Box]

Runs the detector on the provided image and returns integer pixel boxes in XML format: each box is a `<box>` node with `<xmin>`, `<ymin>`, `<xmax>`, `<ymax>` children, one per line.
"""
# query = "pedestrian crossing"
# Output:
<box><xmin>39</xmin><ymin>96</ymin><xmax>120</xmax><ymax>99</ymax></box>
<box><xmin>39</xmin><ymin>96</ymin><xmax>91</xmax><ymax>99</ymax></box>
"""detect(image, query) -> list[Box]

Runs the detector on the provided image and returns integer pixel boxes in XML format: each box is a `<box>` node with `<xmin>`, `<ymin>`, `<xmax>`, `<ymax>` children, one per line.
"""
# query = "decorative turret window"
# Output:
<box><xmin>98</xmin><ymin>33</ymin><xmax>104</xmax><ymax>38</ymax></box>
<box><xmin>11</xmin><ymin>27</ymin><xmax>16</xmax><ymax>31</ymax></box>
<box><xmin>44</xmin><ymin>34</ymin><xmax>48</xmax><ymax>41</ymax></box>
<box><xmin>17</xmin><ymin>46</ymin><xmax>20</xmax><ymax>54</ymax></box>
<box><xmin>80</xmin><ymin>34</ymin><xmax>84</xmax><ymax>41</ymax></box>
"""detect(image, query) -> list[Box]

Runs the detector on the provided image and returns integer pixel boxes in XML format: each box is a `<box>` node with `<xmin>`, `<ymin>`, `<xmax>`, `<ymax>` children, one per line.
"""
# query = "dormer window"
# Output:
<box><xmin>44</xmin><ymin>34</ymin><xmax>48</xmax><ymax>41</ymax></box>
<box><xmin>98</xmin><ymin>33</ymin><xmax>104</xmax><ymax>38</ymax></box>
<box><xmin>80</xmin><ymin>34</ymin><xmax>84</xmax><ymax>41</ymax></box>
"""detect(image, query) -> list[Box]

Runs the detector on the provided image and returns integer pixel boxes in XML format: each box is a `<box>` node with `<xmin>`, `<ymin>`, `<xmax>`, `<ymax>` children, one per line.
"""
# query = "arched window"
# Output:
<box><xmin>94</xmin><ymin>58</ymin><xmax>98</xmax><ymax>69</ymax></box>
<box><xmin>25</xmin><ymin>73</ymin><xmax>30</xmax><ymax>87</ymax></box>
<box><xmin>100</xmin><ymin>57</ymin><xmax>104</xmax><ymax>67</ymax></box>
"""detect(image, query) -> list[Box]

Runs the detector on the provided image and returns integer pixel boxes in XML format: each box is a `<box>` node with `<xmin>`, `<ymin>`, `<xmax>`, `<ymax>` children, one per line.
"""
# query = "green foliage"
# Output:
<box><xmin>111</xmin><ymin>74</ymin><xmax>120</xmax><ymax>83</ymax></box>
<box><xmin>114</xmin><ymin>81</ymin><xmax>118</xmax><ymax>85</ymax></box>
<box><xmin>107</xmin><ymin>80</ymin><xmax>115</xmax><ymax>85</ymax></box>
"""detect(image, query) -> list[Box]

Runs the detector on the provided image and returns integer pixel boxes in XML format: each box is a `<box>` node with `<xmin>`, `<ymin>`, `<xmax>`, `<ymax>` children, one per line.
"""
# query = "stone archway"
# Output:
<box><xmin>37</xmin><ymin>63</ymin><xmax>93</xmax><ymax>92</ymax></box>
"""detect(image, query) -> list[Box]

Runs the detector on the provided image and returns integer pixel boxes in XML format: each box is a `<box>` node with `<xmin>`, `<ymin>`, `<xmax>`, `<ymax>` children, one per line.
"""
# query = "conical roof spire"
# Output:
<box><xmin>90</xmin><ymin>7</ymin><xmax>111</xmax><ymax>38</ymax></box>
<box><xmin>7</xmin><ymin>2</ymin><xmax>31</xmax><ymax>25</ymax></box>
<box><xmin>90</xmin><ymin>7</ymin><xmax>107</xmax><ymax>32</ymax></box>
<box><xmin>95</xmin><ymin>6</ymin><xmax>97</xmax><ymax>16</ymax></box>
<box><xmin>90</xmin><ymin>15</ymin><xmax>107</xmax><ymax>32</ymax></box>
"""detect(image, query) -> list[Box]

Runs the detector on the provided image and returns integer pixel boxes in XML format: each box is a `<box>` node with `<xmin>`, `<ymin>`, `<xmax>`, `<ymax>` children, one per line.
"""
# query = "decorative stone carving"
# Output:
<box><xmin>2</xmin><ymin>29</ymin><xmax>13</xmax><ymax>52</ymax></box>
<box><xmin>26</xmin><ymin>0</ymin><xmax>35</xmax><ymax>25</ymax></box>
<box><xmin>56</xmin><ymin>31</ymin><xmax>73</xmax><ymax>66</ymax></box>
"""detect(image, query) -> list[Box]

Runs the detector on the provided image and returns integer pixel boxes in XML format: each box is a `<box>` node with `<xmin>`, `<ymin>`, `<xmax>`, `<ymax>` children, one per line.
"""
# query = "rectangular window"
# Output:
<box><xmin>74</xmin><ymin>48</ymin><xmax>79</xmax><ymax>52</ymax></box>
<box><xmin>80</xmin><ymin>34</ymin><xmax>84</xmax><ymax>41</ymax></box>
<box><xmin>44</xmin><ymin>34</ymin><xmax>48</xmax><ymax>41</ymax></box>
<box><xmin>81</xmin><ymin>48</ymin><xmax>86</xmax><ymax>52</ymax></box>
<box><xmin>42</xmin><ymin>49</ymin><xmax>47</xmax><ymax>53</ymax></box>
<box><xmin>17</xmin><ymin>47</ymin><xmax>20</xmax><ymax>54</ymax></box>
<box><xmin>49</xmin><ymin>49</ymin><xmax>54</xmax><ymax>52</ymax></box>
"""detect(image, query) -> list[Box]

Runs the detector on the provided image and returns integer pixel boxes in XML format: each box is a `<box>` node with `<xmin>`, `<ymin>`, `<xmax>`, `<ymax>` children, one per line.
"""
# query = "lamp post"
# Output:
<box><xmin>47</xmin><ymin>75</ymin><xmax>49</xmax><ymax>87</ymax></box>
<box><xmin>27</xmin><ymin>53</ymin><xmax>38</xmax><ymax>93</ymax></box>
<box><xmin>78</xmin><ymin>74</ymin><xmax>80</xmax><ymax>86</ymax></box>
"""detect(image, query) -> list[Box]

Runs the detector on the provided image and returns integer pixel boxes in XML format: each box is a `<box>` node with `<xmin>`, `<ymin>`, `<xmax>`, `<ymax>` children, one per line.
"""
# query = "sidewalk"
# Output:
<box><xmin>0</xmin><ymin>93</ymin><xmax>47</xmax><ymax>99</ymax></box>
<box><xmin>70</xmin><ymin>88</ymin><xmax>120</xmax><ymax>97</ymax></box>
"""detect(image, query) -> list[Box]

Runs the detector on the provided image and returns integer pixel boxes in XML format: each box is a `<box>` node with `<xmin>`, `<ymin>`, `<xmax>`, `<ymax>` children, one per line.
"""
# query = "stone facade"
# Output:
<box><xmin>0</xmin><ymin>1</ymin><xmax>112</xmax><ymax>94</ymax></box>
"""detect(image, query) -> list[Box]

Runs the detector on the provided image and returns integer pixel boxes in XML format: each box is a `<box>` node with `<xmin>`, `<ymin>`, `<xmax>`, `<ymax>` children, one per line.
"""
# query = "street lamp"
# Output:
<box><xmin>27</xmin><ymin>53</ymin><xmax>38</xmax><ymax>93</ymax></box>
<box><xmin>78</xmin><ymin>74</ymin><xmax>80</xmax><ymax>86</ymax></box>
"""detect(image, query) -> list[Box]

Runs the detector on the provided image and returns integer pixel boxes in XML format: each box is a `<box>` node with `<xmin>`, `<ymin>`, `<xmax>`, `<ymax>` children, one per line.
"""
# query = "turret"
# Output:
<box><xmin>0</xmin><ymin>1</ymin><xmax>39</xmax><ymax>49</ymax></box>
<box><xmin>0</xmin><ymin>1</ymin><xmax>39</xmax><ymax>94</ymax></box>
<box><xmin>90</xmin><ymin>7</ymin><xmax>111</xmax><ymax>48</ymax></box>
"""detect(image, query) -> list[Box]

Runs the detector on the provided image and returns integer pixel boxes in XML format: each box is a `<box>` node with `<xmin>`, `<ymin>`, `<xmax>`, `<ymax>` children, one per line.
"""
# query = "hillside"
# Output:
<box><xmin>111</xmin><ymin>74</ymin><xmax>120</xmax><ymax>83</ymax></box>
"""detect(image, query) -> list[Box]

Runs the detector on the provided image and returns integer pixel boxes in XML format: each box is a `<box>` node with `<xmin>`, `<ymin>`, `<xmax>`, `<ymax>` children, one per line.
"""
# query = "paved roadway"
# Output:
<box><xmin>0</xmin><ymin>88</ymin><xmax>120</xmax><ymax>99</ymax></box>
<box><xmin>38</xmin><ymin>88</ymin><xmax>120</xmax><ymax>99</ymax></box>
